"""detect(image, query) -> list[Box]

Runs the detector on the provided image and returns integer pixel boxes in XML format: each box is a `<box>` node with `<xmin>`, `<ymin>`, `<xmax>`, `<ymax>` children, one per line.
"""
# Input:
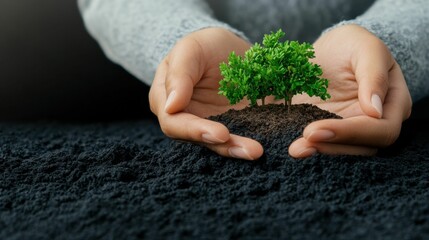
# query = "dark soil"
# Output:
<box><xmin>209</xmin><ymin>103</ymin><xmax>341</xmax><ymax>155</ymax></box>
<box><xmin>1</xmin><ymin>101</ymin><xmax>429</xmax><ymax>239</ymax></box>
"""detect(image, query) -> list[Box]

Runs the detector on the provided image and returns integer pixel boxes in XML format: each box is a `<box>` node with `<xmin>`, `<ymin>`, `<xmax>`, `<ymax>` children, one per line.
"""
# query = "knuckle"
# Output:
<box><xmin>372</xmin><ymin>71</ymin><xmax>389</xmax><ymax>89</ymax></box>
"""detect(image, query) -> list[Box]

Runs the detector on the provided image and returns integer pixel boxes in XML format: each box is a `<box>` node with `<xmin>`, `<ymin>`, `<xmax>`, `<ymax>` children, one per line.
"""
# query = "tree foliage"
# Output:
<box><xmin>219</xmin><ymin>29</ymin><xmax>330</xmax><ymax>108</ymax></box>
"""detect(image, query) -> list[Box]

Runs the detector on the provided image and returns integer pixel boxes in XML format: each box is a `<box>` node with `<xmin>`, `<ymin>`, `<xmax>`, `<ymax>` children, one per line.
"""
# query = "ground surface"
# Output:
<box><xmin>1</xmin><ymin>103</ymin><xmax>429</xmax><ymax>239</ymax></box>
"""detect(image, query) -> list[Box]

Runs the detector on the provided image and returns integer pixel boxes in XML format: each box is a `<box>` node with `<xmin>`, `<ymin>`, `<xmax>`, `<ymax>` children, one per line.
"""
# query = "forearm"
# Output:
<box><xmin>78</xmin><ymin>0</ymin><xmax>246</xmax><ymax>85</ymax></box>
<box><xmin>328</xmin><ymin>0</ymin><xmax>429</xmax><ymax>102</ymax></box>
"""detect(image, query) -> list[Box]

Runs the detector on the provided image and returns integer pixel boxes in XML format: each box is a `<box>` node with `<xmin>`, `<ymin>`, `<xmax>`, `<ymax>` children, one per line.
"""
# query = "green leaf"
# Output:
<box><xmin>218</xmin><ymin>29</ymin><xmax>331</xmax><ymax>108</ymax></box>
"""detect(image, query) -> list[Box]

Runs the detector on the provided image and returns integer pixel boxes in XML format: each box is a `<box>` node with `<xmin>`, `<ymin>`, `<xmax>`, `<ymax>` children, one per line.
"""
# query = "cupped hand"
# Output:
<box><xmin>288</xmin><ymin>24</ymin><xmax>412</xmax><ymax>158</ymax></box>
<box><xmin>149</xmin><ymin>28</ymin><xmax>263</xmax><ymax>160</ymax></box>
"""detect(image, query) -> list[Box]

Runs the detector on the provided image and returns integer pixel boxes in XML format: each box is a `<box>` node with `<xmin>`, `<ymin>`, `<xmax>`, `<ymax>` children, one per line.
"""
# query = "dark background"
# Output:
<box><xmin>0</xmin><ymin>0</ymin><xmax>151</xmax><ymax>121</ymax></box>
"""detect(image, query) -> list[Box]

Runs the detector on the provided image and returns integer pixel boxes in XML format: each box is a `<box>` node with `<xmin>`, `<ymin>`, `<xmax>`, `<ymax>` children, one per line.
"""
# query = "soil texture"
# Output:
<box><xmin>209</xmin><ymin>103</ymin><xmax>341</xmax><ymax>156</ymax></box>
<box><xmin>1</xmin><ymin>101</ymin><xmax>429</xmax><ymax>239</ymax></box>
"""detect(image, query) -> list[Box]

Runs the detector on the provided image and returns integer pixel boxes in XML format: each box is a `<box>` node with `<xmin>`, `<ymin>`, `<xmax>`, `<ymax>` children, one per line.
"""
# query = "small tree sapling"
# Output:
<box><xmin>219</xmin><ymin>29</ymin><xmax>330</xmax><ymax>111</ymax></box>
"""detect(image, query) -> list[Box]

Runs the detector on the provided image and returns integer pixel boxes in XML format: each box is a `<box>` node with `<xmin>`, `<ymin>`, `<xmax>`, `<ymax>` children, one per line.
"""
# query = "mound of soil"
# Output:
<box><xmin>209</xmin><ymin>103</ymin><xmax>341</xmax><ymax>155</ymax></box>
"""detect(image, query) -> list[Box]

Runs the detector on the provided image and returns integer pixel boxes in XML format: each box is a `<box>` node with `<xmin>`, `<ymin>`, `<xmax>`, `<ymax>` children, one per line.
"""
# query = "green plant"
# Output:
<box><xmin>219</xmin><ymin>29</ymin><xmax>330</xmax><ymax>110</ymax></box>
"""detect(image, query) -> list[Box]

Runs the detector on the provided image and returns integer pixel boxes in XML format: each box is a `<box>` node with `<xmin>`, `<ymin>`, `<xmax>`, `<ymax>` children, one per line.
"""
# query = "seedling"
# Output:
<box><xmin>219</xmin><ymin>29</ymin><xmax>330</xmax><ymax>111</ymax></box>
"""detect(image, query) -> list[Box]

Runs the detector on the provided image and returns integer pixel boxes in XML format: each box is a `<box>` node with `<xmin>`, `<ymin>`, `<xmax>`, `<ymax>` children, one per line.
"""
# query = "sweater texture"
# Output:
<box><xmin>78</xmin><ymin>0</ymin><xmax>429</xmax><ymax>102</ymax></box>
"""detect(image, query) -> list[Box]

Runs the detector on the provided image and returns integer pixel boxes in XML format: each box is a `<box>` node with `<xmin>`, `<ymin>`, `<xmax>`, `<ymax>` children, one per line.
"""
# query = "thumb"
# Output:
<box><xmin>164</xmin><ymin>38</ymin><xmax>205</xmax><ymax>114</ymax></box>
<box><xmin>354</xmin><ymin>39</ymin><xmax>394</xmax><ymax>119</ymax></box>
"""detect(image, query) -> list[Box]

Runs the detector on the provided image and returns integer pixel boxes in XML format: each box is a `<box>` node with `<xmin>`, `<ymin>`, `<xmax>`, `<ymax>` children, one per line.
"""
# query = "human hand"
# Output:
<box><xmin>288</xmin><ymin>24</ymin><xmax>412</xmax><ymax>158</ymax></box>
<box><xmin>149</xmin><ymin>28</ymin><xmax>263</xmax><ymax>160</ymax></box>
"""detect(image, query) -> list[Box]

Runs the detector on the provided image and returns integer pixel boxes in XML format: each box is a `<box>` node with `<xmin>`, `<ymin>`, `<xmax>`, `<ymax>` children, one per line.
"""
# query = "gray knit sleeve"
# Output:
<box><xmin>77</xmin><ymin>0</ymin><xmax>246</xmax><ymax>85</ymax></box>
<box><xmin>328</xmin><ymin>0</ymin><xmax>429</xmax><ymax>102</ymax></box>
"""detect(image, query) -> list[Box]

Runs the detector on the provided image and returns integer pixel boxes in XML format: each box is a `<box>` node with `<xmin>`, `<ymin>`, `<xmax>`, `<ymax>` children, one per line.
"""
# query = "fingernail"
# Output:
<box><xmin>202</xmin><ymin>133</ymin><xmax>226</xmax><ymax>144</ymax></box>
<box><xmin>296</xmin><ymin>147</ymin><xmax>317</xmax><ymax>158</ymax></box>
<box><xmin>164</xmin><ymin>90</ymin><xmax>176</xmax><ymax>112</ymax></box>
<box><xmin>371</xmin><ymin>94</ymin><xmax>383</xmax><ymax>118</ymax></box>
<box><xmin>228</xmin><ymin>147</ymin><xmax>253</xmax><ymax>160</ymax></box>
<box><xmin>308</xmin><ymin>130</ymin><xmax>335</xmax><ymax>142</ymax></box>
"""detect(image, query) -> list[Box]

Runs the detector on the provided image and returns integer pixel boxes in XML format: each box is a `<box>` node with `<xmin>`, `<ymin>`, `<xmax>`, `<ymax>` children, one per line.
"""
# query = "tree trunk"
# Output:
<box><xmin>286</xmin><ymin>95</ymin><xmax>292</xmax><ymax>114</ymax></box>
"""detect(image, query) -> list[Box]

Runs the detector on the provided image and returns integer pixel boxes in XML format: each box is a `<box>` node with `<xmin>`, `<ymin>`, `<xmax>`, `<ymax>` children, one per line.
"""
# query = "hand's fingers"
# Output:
<box><xmin>204</xmin><ymin>134</ymin><xmax>264</xmax><ymax>160</ymax></box>
<box><xmin>289</xmin><ymin>137</ymin><xmax>377</xmax><ymax>158</ymax></box>
<box><xmin>354</xmin><ymin>35</ymin><xmax>393</xmax><ymax>119</ymax></box>
<box><xmin>149</xmin><ymin>60</ymin><xmax>169</xmax><ymax>115</ymax></box>
<box><xmin>159</xmin><ymin>111</ymin><xmax>230</xmax><ymax>144</ymax></box>
<box><xmin>150</xmin><ymin>59</ymin><xmax>220</xmax><ymax>142</ymax></box>
<box><xmin>149</xmin><ymin>57</ymin><xmax>263</xmax><ymax>161</ymax></box>
<box><xmin>302</xmin><ymin>116</ymin><xmax>401</xmax><ymax>148</ymax></box>
<box><xmin>164</xmin><ymin>38</ymin><xmax>205</xmax><ymax>114</ymax></box>
<box><xmin>382</xmin><ymin>62</ymin><xmax>413</xmax><ymax>121</ymax></box>
<box><xmin>301</xmin><ymin>61</ymin><xmax>411</xmax><ymax>149</ymax></box>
